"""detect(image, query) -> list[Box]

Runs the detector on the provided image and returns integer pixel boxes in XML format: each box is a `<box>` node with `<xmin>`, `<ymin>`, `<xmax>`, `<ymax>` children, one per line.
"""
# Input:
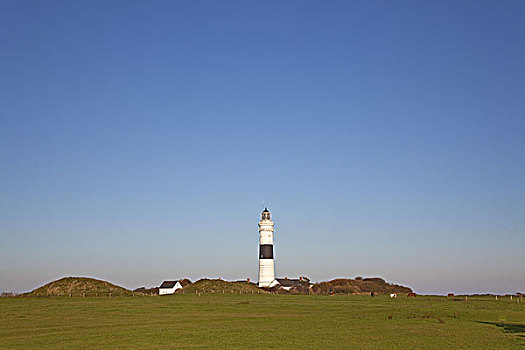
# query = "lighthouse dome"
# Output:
<box><xmin>261</xmin><ymin>208</ymin><xmax>271</xmax><ymax>220</ymax></box>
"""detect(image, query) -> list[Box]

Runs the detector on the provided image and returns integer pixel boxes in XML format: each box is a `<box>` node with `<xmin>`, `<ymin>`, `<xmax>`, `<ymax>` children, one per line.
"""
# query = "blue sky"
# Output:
<box><xmin>1</xmin><ymin>1</ymin><xmax>524</xmax><ymax>294</ymax></box>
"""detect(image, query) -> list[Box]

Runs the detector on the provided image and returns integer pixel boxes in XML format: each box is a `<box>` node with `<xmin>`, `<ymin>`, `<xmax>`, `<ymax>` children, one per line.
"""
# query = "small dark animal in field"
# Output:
<box><xmin>407</xmin><ymin>293</ymin><xmax>416</xmax><ymax>298</ymax></box>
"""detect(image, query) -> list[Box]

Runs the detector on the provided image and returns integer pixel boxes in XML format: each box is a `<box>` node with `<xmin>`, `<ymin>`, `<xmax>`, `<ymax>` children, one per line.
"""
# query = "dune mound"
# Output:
<box><xmin>26</xmin><ymin>277</ymin><xmax>134</xmax><ymax>296</ymax></box>
<box><xmin>312</xmin><ymin>277</ymin><xmax>412</xmax><ymax>295</ymax></box>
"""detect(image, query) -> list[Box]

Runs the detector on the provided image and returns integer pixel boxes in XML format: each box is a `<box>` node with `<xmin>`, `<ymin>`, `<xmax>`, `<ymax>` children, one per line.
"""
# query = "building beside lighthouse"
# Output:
<box><xmin>258</xmin><ymin>208</ymin><xmax>275</xmax><ymax>287</ymax></box>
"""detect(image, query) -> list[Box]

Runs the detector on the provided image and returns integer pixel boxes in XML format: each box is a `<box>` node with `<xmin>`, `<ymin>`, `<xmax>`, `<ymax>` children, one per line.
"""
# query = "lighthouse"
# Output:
<box><xmin>258</xmin><ymin>208</ymin><xmax>275</xmax><ymax>287</ymax></box>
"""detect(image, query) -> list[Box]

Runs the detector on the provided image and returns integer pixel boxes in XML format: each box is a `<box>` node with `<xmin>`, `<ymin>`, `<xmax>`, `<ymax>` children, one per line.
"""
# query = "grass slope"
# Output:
<box><xmin>178</xmin><ymin>278</ymin><xmax>266</xmax><ymax>294</ymax></box>
<box><xmin>1</xmin><ymin>294</ymin><xmax>523</xmax><ymax>349</ymax></box>
<box><xmin>24</xmin><ymin>277</ymin><xmax>134</xmax><ymax>296</ymax></box>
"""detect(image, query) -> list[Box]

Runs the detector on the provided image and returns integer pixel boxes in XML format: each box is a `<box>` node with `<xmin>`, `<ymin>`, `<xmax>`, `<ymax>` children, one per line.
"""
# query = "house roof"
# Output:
<box><xmin>275</xmin><ymin>278</ymin><xmax>303</xmax><ymax>287</ymax></box>
<box><xmin>159</xmin><ymin>281</ymin><xmax>180</xmax><ymax>289</ymax></box>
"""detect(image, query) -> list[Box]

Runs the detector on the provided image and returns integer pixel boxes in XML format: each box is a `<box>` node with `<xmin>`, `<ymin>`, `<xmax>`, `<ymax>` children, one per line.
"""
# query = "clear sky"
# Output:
<box><xmin>1</xmin><ymin>1</ymin><xmax>524</xmax><ymax>295</ymax></box>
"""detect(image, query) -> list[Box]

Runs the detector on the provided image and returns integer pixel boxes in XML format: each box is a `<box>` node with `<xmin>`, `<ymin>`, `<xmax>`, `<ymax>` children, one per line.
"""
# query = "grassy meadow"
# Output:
<box><xmin>1</xmin><ymin>293</ymin><xmax>524</xmax><ymax>349</ymax></box>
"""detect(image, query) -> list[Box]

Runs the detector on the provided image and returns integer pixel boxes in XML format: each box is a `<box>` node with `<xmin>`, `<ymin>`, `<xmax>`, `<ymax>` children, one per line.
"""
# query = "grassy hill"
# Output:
<box><xmin>312</xmin><ymin>277</ymin><xmax>412</xmax><ymax>295</ymax></box>
<box><xmin>176</xmin><ymin>278</ymin><xmax>266</xmax><ymax>294</ymax></box>
<box><xmin>24</xmin><ymin>277</ymin><xmax>134</xmax><ymax>297</ymax></box>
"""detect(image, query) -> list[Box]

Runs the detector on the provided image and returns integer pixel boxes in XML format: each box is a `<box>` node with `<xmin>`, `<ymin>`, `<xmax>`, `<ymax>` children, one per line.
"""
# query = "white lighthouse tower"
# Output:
<box><xmin>258</xmin><ymin>208</ymin><xmax>275</xmax><ymax>287</ymax></box>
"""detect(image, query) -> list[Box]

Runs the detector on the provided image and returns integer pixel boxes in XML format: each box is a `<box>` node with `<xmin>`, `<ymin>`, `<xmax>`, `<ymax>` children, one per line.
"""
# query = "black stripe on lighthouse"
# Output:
<box><xmin>259</xmin><ymin>244</ymin><xmax>273</xmax><ymax>259</ymax></box>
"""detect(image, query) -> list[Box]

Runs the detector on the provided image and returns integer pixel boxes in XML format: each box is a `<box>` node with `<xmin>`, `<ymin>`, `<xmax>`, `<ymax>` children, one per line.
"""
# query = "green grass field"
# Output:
<box><xmin>1</xmin><ymin>294</ymin><xmax>524</xmax><ymax>349</ymax></box>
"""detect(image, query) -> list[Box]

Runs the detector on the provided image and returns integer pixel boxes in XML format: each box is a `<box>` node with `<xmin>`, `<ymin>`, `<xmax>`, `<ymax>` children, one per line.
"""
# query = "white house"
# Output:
<box><xmin>158</xmin><ymin>280</ymin><xmax>183</xmax><ymax>295</ymax></box>
<box><xmin>268</xmin><ymin>277</ymin><xmax>311</xmax><ymax>291</ymax></box>
<box><xmin>271</xmin><ymin>278</ymin><xmax>301</xmax><ymax>291</ymax></box>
